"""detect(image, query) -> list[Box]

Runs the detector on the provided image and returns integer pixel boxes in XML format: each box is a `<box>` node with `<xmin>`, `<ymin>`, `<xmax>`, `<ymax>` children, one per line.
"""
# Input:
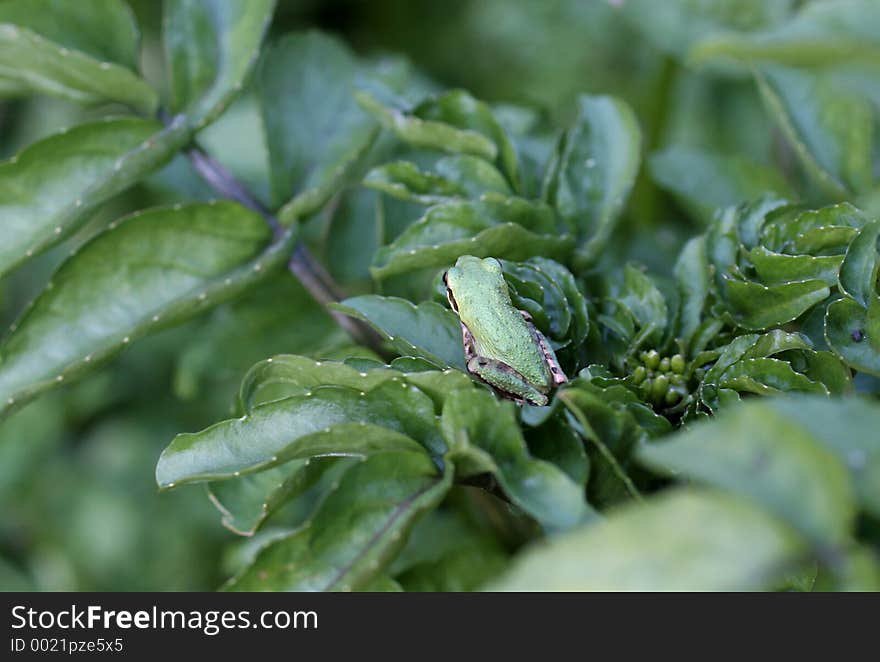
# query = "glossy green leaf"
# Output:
<box><xmin>441</xmin><ymin>389</ymin><xmax>594</xmax><ymax>531</ymax></box>
<box><xmin>543</xmin><ymin>94</ymin><xmax>641</xmax><ymax>268</ymax></box>
<box><xmin>322</xmin><ymin>188</ymin><xmax>382</xmax><ymax>286</ymax></box>
<box><xmin>364</xmin><ymin>156</ymin><xmax>510</xmax><ymax>205</ymax></box>
<box><xmin>157</xmin><ymin>380</ymin><xmax>442</xmax><ymax>488</ymax></box>
<box><xmin>394</xmin><ymin>510</ymin><xmax>508</xmax><ymax>591</ymax></box>
<box><xmin>799</xmin><ymin>350</ymin><xmax>853</xmax><ymax>396</ymax></box>
<box><xmin>332</xmin><ymin>295</ymin><xmax>464</xmax><ymax>370</ymax></box>
<box><xmin>172</xmin><ymin>277</ymin><xmax>341</xmax><ymax>401</ymax></box>
<box><xmin>0</xmin><ymin>202</ymin><xmax>294</xmax><ymax>418</ymax></box>
<box><xmin>356</xmin><ymin>90</ymin><xmax>498</xmax><ymax>162</ymax></box>
<box><xmin>0</xmin><ymin>0</ymin><xmax>141</xmax><ymax>68</ymax></box>
<box><xmin>371</xmin><ymin>197</ymin><xmax>572</xmax><ymax>279</ymax></box>
<box><xmin>0</xmin><ymin>116</ymin><xmax>189</xmax><ymax>278</ymax></box>
<box><xmin>239</xmin><ymin>355</ymin><xmax>399</xmax><ymax>412</ymax></box>
<box><xmin>639</xmin><ymin>401</ymin><xmax>854</xmax><ymax>542</ymax></box>
<box><xmin>558</xmin><ymin>381</ymin><xmax>668</xmax><ymax>506</ymax></box>
<box><xmin>719</xmin><ymin>357</ymin><xmax>829</xmax><ymax>396</ymax></box>
<box><xmin>674</xmin><ymin>236</ymin><xmax>710</xmax><ymax>346</ymax></box>
<box><xmin>690</xmin><ymin>0</ymin><xmax>880</xmax><ymax>68</ymax></box>
<box><xmin>527</xmin><ymin>257</ymin><xmax>589</xmax><ymax>347</ymax></box>
<box><xmin>616</xmin><ymin>265</ymin><xmax>668</xmax><ymax>347</ymax></box>
<box><xmin>503</xmin><ymin>257</ymin><xmax>589</xmax><ymax>348</ymax></box>
<box><xmin>838</xmin><ymin>220</ymin><xmax>880</xmax><ymax>308</ymax></box>
<box><xmin>207</xmin><ymin>457</ymin><xmax>346</xmax><ymax>536</ymax></box>
<box><xmin>618</xmin><ymin>0</ymin><xmax>794</xmax><ymax>59</ymax></box>
<box><xmin>526</xmin><ymin>415</ymin><xmax>590</xmax><ymax>487</ymax></box>
<box><xmin>748</xmin><ymin>246</ymin><xmax>843</xmax><ymax>287</ymax></box>
<box><xmin>760</xmin><ymin>202</ymin><xmax>865</xmax><ymax>254</ymax></box>
<box><xmin>164</xmin><ymin>0</ymin><xmax>275</xmax><ymax>128</ymax></box>
<box><xmin>740</xmin><ymin>329</ymin><xmax>812</xmax><ymax>360</ymax></box>
<box><xmin>224</xmin><ymin>452</ymin><xmax>451</xmax><ymax>591</ymax></box>
<box><xmin>756</xmin><ymin>67</ymin><xmax>873</xmax><ymax>197</ymax></box>
<box><xmin>650</xmin><ymin>147</ymin><xmax>793</xmax><ymax>225</ymax></box>
<box><xmin>725</xmin><ymin>278</ymin><xmax>829</xmax><ymax>329</ymax></box>
<box><xmin>364</xmin><ymin>160</ymin><xmax>465</xmax><ymax>205</ymax></box>
<box><xmin>825</xmin><ymin>297</ymin><xmax>880</xmax><ymax>376</ymax></box>
<box><xmin>767</xmin><ymin>396</ymin><xmax>880</xmax><ymax>518</ymax></box>
<box><xmin>491</xmin><ymin>488</ymin><xmax>805</xmax><ymax>591</ymax></box>
<box><xmin>0</xmin><ymin>0</ymin><xmax>156</xmax><ymax>111</ymax></box>
<box><xmin>412</xmin><ymin>90</ymin><xmax>520</xmax><ymax>190</ymax></box>
<box><xmin>261</xmin><ymin>32</ymin><xmax>378</xmax><ymax>220</ymax></box>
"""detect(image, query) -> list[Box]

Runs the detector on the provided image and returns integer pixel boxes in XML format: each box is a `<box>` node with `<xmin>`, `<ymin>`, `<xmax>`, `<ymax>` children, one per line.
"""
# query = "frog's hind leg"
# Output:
<box><xmin>466</xmin><ymin>355</ymin><xmax>549</xmax><ymax>406</ymax></box>
<box><xmin>460</xmin><ymin>322</ymin><xmax>477</xmax><ymax>362</ymax></box>
<box><xmin>519</xmin><ymin>311</ymin><xmax>568</xmax><ymax>385</ymax></box>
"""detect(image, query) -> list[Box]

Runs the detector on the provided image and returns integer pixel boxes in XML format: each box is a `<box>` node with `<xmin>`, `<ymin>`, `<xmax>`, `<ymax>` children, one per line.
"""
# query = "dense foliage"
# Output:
<box><xmin>2</xmin><ymin>0</ymin><xmax>880</xmax><ymax>591</ymax></box>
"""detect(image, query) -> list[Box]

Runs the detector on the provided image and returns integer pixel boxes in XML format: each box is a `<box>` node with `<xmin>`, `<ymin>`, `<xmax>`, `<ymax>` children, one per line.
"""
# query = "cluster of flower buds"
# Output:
<box><xmin>630</xmin><ymin>350</ymin><xmax>689</xmax><ymax>408</ymax></box>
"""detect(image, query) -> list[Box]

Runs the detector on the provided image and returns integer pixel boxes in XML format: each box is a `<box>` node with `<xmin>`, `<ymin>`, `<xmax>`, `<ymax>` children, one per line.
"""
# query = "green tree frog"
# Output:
<box><xmin>443</xmin><ymin>255</ymin><xmax>567</xmax><ymax>406</ymax></box>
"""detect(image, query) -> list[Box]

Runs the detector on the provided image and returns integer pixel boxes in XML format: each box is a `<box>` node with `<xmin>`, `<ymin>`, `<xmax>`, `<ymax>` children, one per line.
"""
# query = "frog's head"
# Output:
<box><xmin>443</xmin><ymin>255</ymin><xmax>503</xmax><ymax>312</ymax></box>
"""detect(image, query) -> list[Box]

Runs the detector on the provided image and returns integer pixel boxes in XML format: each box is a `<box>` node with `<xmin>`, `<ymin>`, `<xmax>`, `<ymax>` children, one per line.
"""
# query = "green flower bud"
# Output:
<box><xmin>670</xmin><ymin>354</ymin><xmax>686</xmax><ymax>374</ymax></box>
<box><xmin>664</xmin><ymin>389</ymin><xmax>682</xmax><ymax>406</ymax></box>
<box><xmin>651</xmin><ymin>374</ymin><xmax>669</xmax><ymax>401</ymax></box>
<box><xmin>643</xmin><ymin>350</ymin><xmax>660</xmax><ymax>370</ymax></box>
<box><xmin>632</xmin><ymin>365</ymin><xmax>647</xmax><ymax>385</ymax></box>
<box><xmin>658</xmin><ymin>357</ymin><xmax>671</xmax><ymax>373</ymax></box>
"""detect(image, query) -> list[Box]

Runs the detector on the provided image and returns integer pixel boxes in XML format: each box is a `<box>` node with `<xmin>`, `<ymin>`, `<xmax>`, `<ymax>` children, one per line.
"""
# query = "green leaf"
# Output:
<box><xmin>0</xmin><ymin>1</ymin><xmax>156</xmax><ymax>111</ymax></box>
<box><xmin>393</xmin><ymin>510</ymin><xmax>508</xmax><ymax>591</ymax></box>
<box><xmin>825</xmin><ymin>297</ymin><xmax>880</xmax><ymax>376</ymax></box>
<box><xmin>756</xmin><ymin>67</ymin><xmax>873</xmax><ymax>197</ymax></box>
<box><xmin>718</xmin><ymin>357</ymin><xmax>829</xmax><ymax>396</ymax></box>
<box><xmin>767</xmin><ymin>396</ymin><xmax>880</xmax><ymax>519</ymax></box>
<box><xmin>332</xmin><ymin>295</ymin><xmax>465</xmax><ymax>370</ymax></box>
<box><xmin>364</xmin><ymin>160</ymin><xmax>466</xmax><ymax>205</ymax></box>
<box><xmin>412</xmin><ymin>90</ymin><xmax>520</xmax><ymax>190</ymax></box>
<box><xmin>224</xmin><ymin>452</ymin><xmax>451</xmax><ymax>591</ymax></box>
<box><xmin>838</xmin><ymin>220</ymin><xmax>880</xmax><ymax>309</ymax></box>
<box><xmin>502</xmin><ymin>257</ymin><xmax>589</xmax><ymax>348</ymax></box>
<box><xmin>239</xmin><ymin>354</ymin><xmax>401</xmax><ymax>412</ymax></box>
<box><xmin>674</xmin><ymin>236</ymin><xmax>710</xmax><ymax>346</ymax></box>
<box><xmin>207</xmin><ymin>457</ymin><xmax>346</xmax><ymax>536</ymax></box>
<box><xmin>651</xmin><ymin>147</ymin><xmax>793</xmax><ymax>226</ymax></box>
<box><xmin>0</xmin><ymin>0</ymin><xmax>141</xmax><ymax>69</ymax></box>
<box><xmin>0</xmin><ymin>202</ymin><xmax>293</xmax><ymax>418</ymax></box>
<box><xmin>618</xmin><ymin>0</ymin><xmax>794</xmax><ymax>59</ymax></box>
<box><xmin>526</xmin><ymin>415</ymin><xmax>590</xmax><ymax>487</ymax></box>
<box><xmin>543</xmin><ymin>94</ymin><xmax>641</xmax><ymax>269</ymax></box>
<box><xmin>639</xmin><ymin>401</ymin><xmax>854</xmax><ymax>543</ymax></box>
<box><xmin>156</xmin><ymin>380</ymin><xmax>442</xmax><ymax>488</ymax></box>
<box><xmin>356</xmin><ymin>90</ymin><xmax>498</xmax><ymax>162</ymax></box>
<box><xmin>364</xmin><ymin>156</ymin><xmax>511</xmax><ymax>205</ymax></box>
<box><xmin>0</xmin><ymin>116</ymin><xmax>190</xmax><ymax>278</ymax></box>
<box><xmin>441</xmin><ymin>389</ymin><xmax>594</xmax><ymax>531</ymax></box>
<box><xmin>617</xmin><ymin>265</ymin><xmax>669</xmax><ymax>347</ymax></box>
<box><xmin>370</xmin><ymin>197</ymin><xmax>573</xmax><ymax>279</ymax></box>
<box><xmin>491</xmin><ymin>488</ymin><xmax>805</xmax><ymax>591</ymax></box>
<box><xmin>725</xmin><ymin>278</ymin><xmax>829</xmax><ymax>330</ymax></box>
<box><xmin>322</xmin><ymin>188</ymin><xmax>382</xmax><ymax>286</ymax></box>
<box><xmin>172</xmin><ymin>276</ymin><xmax>341</xmax><ymax>401</ymax></box>
<box><xmin>690</xmin><ymin>0</ymin><xmax>880</xmax><ymax>68</ymax></box>
<box><xmin>558</xmin><ymin>382</ymin><xmax>668</xmax><ymax>506</ymax></box>
<box><xmin>261</xmin><ymin>32</ymin><xmax>379</xmax><ymax>221</ymax></box>
<box><xmin>164</xmin><ymin>0</ymin><xmax>275</xmax><ymax>128</ymax></box>
<box><xmin>748</xmin><ymin>246</ymin><xmax>843</xmax><ymax>287</ymax></box>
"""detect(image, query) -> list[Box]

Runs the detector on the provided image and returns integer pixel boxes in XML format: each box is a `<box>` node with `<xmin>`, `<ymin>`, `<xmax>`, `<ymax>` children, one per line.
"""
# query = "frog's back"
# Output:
<box><xmin>457</xmin><ymin>280</ymin><xmax>550</xmax><ymax>386</ymax></box>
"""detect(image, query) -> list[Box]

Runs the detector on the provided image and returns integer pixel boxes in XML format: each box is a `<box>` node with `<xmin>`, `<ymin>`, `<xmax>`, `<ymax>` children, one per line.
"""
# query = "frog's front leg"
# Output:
<box><xmin>519</xmin><ymin>311</ymin><xmax>568</xmax><ymax>386</ymax></box>
<box><xmin>460</xmin><ymin>323</ymin><xmax>549</xmax><ymax>406</ymax></box>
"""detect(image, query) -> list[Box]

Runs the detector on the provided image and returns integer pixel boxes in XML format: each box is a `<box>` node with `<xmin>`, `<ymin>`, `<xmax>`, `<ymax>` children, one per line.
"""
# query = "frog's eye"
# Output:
<box><xmin>483</xmin><ymin>257</ymin><xmax>502</xmax><ymax>273</ymax></box>
<box><xmin>443</xmin><ymin>271</ymin><xmax>460</xmax><ymax>311</ymax></box>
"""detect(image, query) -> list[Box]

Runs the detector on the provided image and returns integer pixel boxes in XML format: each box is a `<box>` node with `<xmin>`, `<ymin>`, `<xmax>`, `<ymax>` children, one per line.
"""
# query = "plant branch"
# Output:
<box><xmin>183</xmin><ymin>142</ymin><xmax>389</xmax><ymax>356</ymax></box>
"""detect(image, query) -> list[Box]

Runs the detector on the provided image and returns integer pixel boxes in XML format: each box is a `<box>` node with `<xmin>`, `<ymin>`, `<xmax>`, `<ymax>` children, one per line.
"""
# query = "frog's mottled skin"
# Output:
<box><xmin>444</xmin><ymin>255</ymin><xmax>567</xmax><ymax>405</ymax></box>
